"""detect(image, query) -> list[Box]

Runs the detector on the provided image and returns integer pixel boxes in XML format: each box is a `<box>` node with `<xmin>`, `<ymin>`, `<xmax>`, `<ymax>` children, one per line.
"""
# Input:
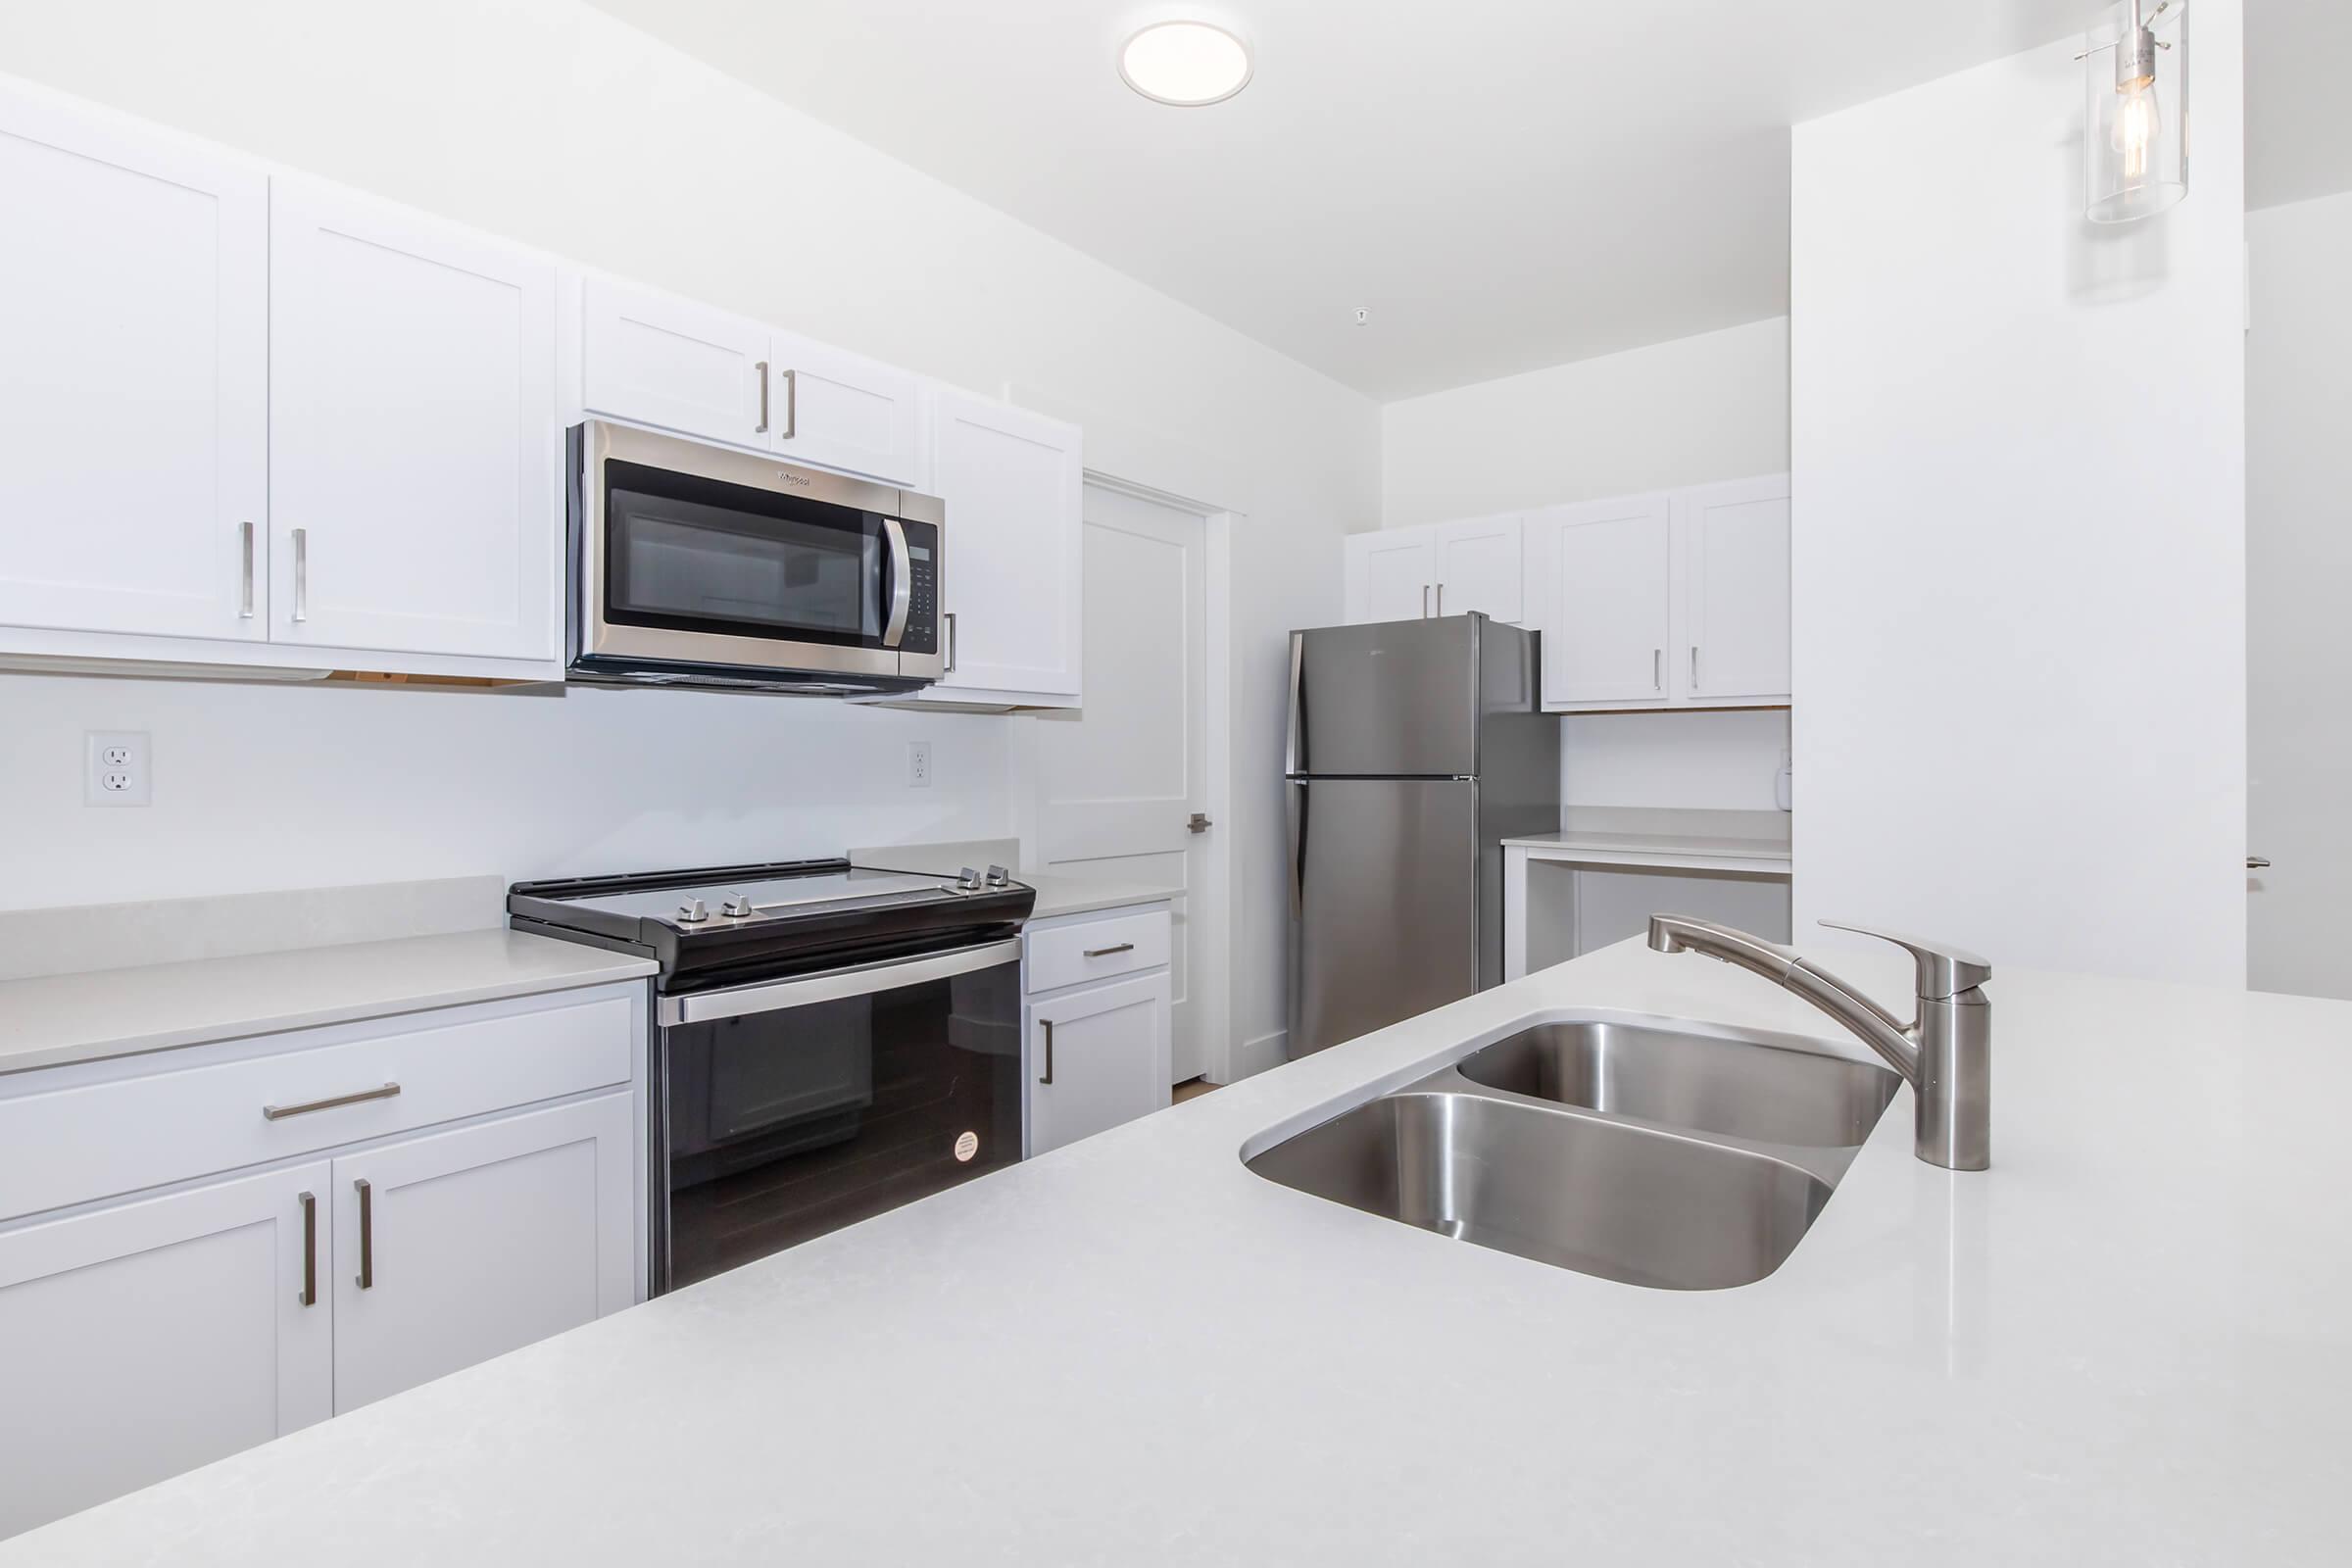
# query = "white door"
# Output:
<box><xmin>270</xmin><ymin>180</ymin><xmax>559</xmax><ymax>662</ymax></box>
<box><xmin>1029</xmin><ymin>972</ymin><xmax>1172</xmax><ymax>1155</ymax></box>
<box><xmin>1032</xmin><ymin>486</ymin><xmax>1213</xmax><ymax>1080</ymax></box>
<box><xmin>929</xmin><ymin>392</ymin><xmax>1084</xmax><ymax>700</ymax></box>
<box><xmin>0</xmin><ymin>90</ymin><xmax>269</xmax><ymax>642</ymax></box>
<box><xmin>580</xmin><ymin>277</ymin><xmax>771</xmax><ymax>449</ymax></box>
<box><xmin>1682</xmin><ymin>476</ymin><xmax>1791</xmax><ymax>703</ymax></box>
<box><xmin>1345</xmin><ymin>528</ymin><xmax>1438</xmax><ymax>624</ymax></box>
<box><xmin>1532</xmin><ymin>495</ymin><xmax>1674</xmax><ymax>707</ymax></box>
<box><xmin>767</xmin><ymin>330</ymin><xmax>923</xmax><ymax>484</ymax></box>
<box><xmin>1435</xmin><ymin>515</ymin><xmax>1525</xmax><ymax>622</ymax></box>
<box><xmin>0</xmin><ymin>1162</ymin><xmax>333</xmax><ymax>1539</ymax></box>
<box><xmin>331</xmin><ymin>1095</ymin><xmax>633</xmax><ymax>1413</ymax></box>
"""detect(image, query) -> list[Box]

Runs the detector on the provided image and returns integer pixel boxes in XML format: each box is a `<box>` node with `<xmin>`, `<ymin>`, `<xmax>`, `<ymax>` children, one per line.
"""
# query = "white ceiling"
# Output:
<box><xmin>587</xmin><ymin>1</ymin><xmax>2320</xmax><ymax>400</ymax></box>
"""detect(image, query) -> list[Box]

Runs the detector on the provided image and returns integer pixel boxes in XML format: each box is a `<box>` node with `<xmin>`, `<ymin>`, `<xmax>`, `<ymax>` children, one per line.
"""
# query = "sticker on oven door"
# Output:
<box><xmin>954</xmin><ymin>1131</ymin><xmax>980</xmax><ymax>1163</ymax></box>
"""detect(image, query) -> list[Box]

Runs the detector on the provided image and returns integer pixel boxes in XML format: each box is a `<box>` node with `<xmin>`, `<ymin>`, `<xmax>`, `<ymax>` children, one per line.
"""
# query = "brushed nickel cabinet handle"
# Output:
<box><xmin>1652</xmin><ymin>648</ymin><xmax>1662</xmax><ymax>691</ymax></box>
<box><xmin>1421</xmin><ymin>584</ymin><xmax>1430</xmax><ymax>617</ymax></box>
<box><xmin>1690</xmin><ymin>645</ymin><xmax>1699</xmax><ymax>688</ymax></box>
<box><xmin>355</xmin><ymin>1178</ymin><xmax>373</xmax><ymax>1290</ymax></box>
<box><xmin>292</xmin><ymin>527</ymin><xmax>310</xmax><ymax>623</ymax></box>
<box><xmin>1038</xmin><ymin>1018</ymin><xmax>1054</xmax><ymax>1086</ymax></box>
<box><xmin>779</xmin><ymin>368</ymin><xmax>799</xmax><ymax>440</ymax></box>
<box><xmin>755</xmin><ymin>361</ymin><xmax>770</xmax><ymax>433</ymax></box>
<box><xmin>1436</xmin><ymin>582</ymin><xmax>1445</xmax><ymax>616</ymax></box>
<box><xmin>298</xmin><ymin>1190</ymin><xmax>317</xmax><ymax>1307</ymax></box>
<box><xmin>238</xmin><ymin>521</ymin><xmax>256</xmax><ymax>618</ymax></box>
<box><xmin>1083</xmin><ymin>943</ymin><xmax>1136</xmax><ymax>958</ymax></box>
<box><xmin>263</xmin><ymin>1082</ymin><xmax>400</xmax><ymax>1121</ymax></box>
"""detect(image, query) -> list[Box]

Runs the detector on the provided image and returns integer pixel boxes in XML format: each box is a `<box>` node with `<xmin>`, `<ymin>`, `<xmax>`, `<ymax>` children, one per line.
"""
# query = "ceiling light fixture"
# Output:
<box><xmin>1119</xmin><ymin>21</ymin><xmax>1252</xmax><ymax>107</ymax></box>
<box><xmin>2082</xmin><ymin>0</ymin><xmax>2188</xmax><ymax>223</ymax></box>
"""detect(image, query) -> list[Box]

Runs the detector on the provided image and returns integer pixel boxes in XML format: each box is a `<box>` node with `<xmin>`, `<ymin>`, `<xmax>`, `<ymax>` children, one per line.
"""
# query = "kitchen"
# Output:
<box><xmin>0</xmin><ymin>0</ymin><xmax>2344</xmax><ymax>1560</ymax></box>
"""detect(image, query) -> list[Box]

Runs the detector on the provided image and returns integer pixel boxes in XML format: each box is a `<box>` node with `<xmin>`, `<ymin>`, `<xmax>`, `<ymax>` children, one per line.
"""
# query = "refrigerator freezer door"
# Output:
<box><xmin>1288</xmin><ymin>777</ymin><xmax>1481</xmax><ymax>1056</ymax></box>
<box><xmin>1288</xmin><ymin>617</ymin><xmax>1482</xmax><ymax>778</ymax></box>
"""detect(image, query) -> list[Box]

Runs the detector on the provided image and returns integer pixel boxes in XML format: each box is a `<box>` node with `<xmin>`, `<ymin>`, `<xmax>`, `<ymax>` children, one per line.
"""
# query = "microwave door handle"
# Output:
<box><xmin>881</xmin><ymin>517</ymin><xmax>911</xmax><ymax>649</ymax></box>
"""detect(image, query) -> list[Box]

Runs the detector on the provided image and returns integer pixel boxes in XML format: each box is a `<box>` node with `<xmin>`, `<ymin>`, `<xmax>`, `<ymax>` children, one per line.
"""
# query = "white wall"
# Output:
<box><xmin>2248</xmin><ymin>188</ymin><xmax>2352</xmax><ymax>999</ymax></box>
<box><xmin>1562</xmin><ymin>711</ymin><xmax>1789</xmax><ymax>810</ymax></box>
<box><xmin>1379</xmin><ymin>318</ymin><xmax>1788</xmax><ymax>530</ymax></box>
<box><xmin>1789</xmin><ymin>10</ymin><xmax>2247</xmax><ymax>984</ymax></box>
<box><xmin>0</xmin><ymin>0</ymin><xmax>1378</xmax><ymax>1057</ymax></box>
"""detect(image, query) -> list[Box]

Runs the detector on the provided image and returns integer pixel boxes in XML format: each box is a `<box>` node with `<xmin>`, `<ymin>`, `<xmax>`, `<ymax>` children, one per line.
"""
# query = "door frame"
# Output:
<box><xmin>1012</xmin><ymin>472</ymin><xmax>1238</xmax><ymax>1085</ymax></box>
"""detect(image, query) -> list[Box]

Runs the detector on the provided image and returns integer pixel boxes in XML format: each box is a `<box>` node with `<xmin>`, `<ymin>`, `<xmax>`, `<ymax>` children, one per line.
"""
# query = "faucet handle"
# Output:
<box><xmin>1817</xmin><ymin>920</ymin><xmax>1991</xmax><ymax>1000</ymax></box>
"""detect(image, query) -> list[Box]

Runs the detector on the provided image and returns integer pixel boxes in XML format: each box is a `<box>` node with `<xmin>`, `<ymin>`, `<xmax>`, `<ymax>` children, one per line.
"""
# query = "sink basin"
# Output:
<box><xmin>1454</xmin><ymin>1020</ymin><xmax>1899</xmax><ymax>1151</ymax></box>
<box><xmin>1246</xmin><ymin>1091</ymin><xmax>1832</xmax><ymax>1291</ymax></box>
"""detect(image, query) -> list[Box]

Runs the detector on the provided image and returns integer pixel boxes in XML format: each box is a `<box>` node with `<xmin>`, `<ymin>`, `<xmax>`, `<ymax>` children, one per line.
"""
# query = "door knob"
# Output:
<box><xmin>1188</xmin><ymin>812</ymin><xmax>1212</xmax><ymax>834</ymax></box>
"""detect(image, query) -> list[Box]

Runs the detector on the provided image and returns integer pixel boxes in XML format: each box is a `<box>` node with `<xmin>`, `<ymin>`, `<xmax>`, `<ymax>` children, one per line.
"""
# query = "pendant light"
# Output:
<box><xmin>2083</xmin><ymin>0</ymin><xmax>2188</xmax><ymax>223</ymax></box>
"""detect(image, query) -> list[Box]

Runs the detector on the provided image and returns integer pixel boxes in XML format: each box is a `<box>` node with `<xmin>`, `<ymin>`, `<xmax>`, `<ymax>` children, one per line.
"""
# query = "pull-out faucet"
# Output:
<box><xmin>1646</xmin><ymin>915</ymin><xmax>1992</xmax><ymax>1171</ymax></box>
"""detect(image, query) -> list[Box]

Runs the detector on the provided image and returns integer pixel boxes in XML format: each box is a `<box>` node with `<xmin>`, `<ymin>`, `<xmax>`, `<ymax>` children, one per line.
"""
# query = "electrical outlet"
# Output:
<box><xmin>85</xmin><ymin>730</ymin><xmax>152</xmax><ymax>808</ymax></box>
<box><xmin>907</xmin><ymin>740</ymin><xmax>933</xmax><ymax>789</ymax></box>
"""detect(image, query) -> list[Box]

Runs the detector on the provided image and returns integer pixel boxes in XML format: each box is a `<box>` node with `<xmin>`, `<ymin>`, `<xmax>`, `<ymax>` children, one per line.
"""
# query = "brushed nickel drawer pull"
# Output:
<box><xmin>262</xmin><ymin>1082</ymin><xmax>401</xmax><ymax>1121</ymax></box>
<box><xmin>292</xmin><ymin>526</ymin><xmax>310</xmax><ymax>623</ymax></box>
<box><xmin>1083</xmin><ymin>943</ymin><xmax>1136</xmax><ymax>958</ymax></box>
<box><xmin>355</xmin><ymin>1178</ymin><xmax>374</xmax><ymax>1290</ymax></box>
<box><xmin>755</xmin><ymin>360</ymin><xmax>770</xmax><ymax>433</ymax></box>
<box><xmin>1039</xmin><ymin>1018</ymin><xmax>1054</xmax><ymax>1086</ymax></box>
<box><xmin>239</xmin><ymin>520</ymin><xmax>256</xmax><ymax>618</ymax></box>
<box><xmin>297</xmin><ymin>1190</ymin><xmax>317</xmax><ymax>1307</ymax></box>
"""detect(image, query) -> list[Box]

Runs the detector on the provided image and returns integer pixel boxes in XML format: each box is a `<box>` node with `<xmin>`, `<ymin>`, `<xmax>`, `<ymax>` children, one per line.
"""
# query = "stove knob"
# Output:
<box><xmin>676</xmin><ymin>898</ymin><xmax>709</xmax><ymax>924</ymax></box>
<box><xmin>720</xmin><ymin>895</ymin><xmax>755</xmax><ymax>918</ymax></box>
<box><xmin>955</xmin><ymin>866</ymin><xmax>983</xmax><ymax>892</ymax></box>
<box><xmin>985</xmin><ymin>865</ymin><xmax>1010</xmax><ymax>888</ymax></box>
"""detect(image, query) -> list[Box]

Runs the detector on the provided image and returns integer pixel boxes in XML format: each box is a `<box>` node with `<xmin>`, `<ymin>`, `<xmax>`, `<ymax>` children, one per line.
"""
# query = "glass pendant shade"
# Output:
<box><xmin>2084</xmin><ymin>0</ymin><xmax>2188</xmax><ymax>223</ymax></box>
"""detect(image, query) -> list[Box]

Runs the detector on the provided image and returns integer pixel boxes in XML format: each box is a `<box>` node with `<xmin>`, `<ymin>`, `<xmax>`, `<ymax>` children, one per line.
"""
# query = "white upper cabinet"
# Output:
<box><xmin>1530</xmin><ymin>495</ymin><xmax>1674</xmax><ymax>706</ymax></box>
<box><xmin>580</xmin><ymin>278</ymin><xmax>769</xmax><ymax>450</ymax></box>
<box><xmin>0</xmin><ymin>90</ymin><xmax>268</xmax><ymax>643</ymax></box>
<box><xmin>1345</xmin><ymin>529</ymin><xmax>1440</xmax><ymax>623</ymax></box>
<box><xmin>1435</xmin><ymin>514</ymin><xmax>1525</xmax><ymax>622</ymax></box>
<box><xmin>270</xmin><ymin>179</ymin><xmax>558</xmax><ymax>662</ymax></box>
<box><xmin>1344</xmin><ymin>516</ymin><xmax>1526</xmax><ymax>625</ymax></box>
<box><xmin>919</xmin><ymin>391</ymin><xmax>1084</xmax><ymax>704</ymax></box>
<box><xmin>0</xmin><ymin>1161</ymin><xmax>333</xmax><ymax>1540</ymax></box>
<box><xmin>1682</xmin><ymin>476</ymin><xmax>1791</xmax><ymax>703</ymax></box>
<box><xmin>580</xmin><ymin>280</ymin><xmax>925</xmax><ymax>485</ymax></box>
<box><xmin>765</xmin><ymin>329</ymin><xmax>923</xmax><ymax>485</ymax></box>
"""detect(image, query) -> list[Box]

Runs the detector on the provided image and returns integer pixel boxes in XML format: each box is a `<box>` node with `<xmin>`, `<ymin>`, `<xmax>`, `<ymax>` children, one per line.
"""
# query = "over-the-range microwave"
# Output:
<box><xmin>566</xmin><ymin>419</ymin><xmax>945</xmax><ymax>696</ymax></box>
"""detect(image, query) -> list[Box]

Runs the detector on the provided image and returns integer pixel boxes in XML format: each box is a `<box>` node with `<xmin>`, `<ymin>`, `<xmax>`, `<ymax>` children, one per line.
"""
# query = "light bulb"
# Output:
<box><xmin>2113</xmin><ymin>78</ymin><xmax>2162</xmax><ymax>183</ymax></box>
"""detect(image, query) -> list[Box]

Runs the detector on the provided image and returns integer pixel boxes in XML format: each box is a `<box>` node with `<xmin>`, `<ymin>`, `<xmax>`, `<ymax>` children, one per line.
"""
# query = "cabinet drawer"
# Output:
<box><xmin>0</xmin><ymin>989</ymin><xmax>637</xmax><ymax>1224</ymax></box>
<box><xmin>1024</xmin><ymin>906</ymin><xmax>1171</xmax><ymax>995</ymax></box>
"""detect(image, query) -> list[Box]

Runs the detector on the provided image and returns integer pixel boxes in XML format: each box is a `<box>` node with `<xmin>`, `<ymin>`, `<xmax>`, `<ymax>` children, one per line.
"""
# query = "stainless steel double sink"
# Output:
<box><xmin>1245</xmin><ymin>1019</ymin><xmax>1901</xmax><ymax>1291</ymax></box>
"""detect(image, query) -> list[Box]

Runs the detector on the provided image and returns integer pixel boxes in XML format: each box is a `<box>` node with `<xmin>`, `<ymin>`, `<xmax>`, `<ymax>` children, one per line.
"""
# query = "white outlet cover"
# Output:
<box><xmin>85</xmin><ymin>729</ymin><xmax>151</xmax><ymax>808</ymax></box>
<box><xmin>907</xmin><ymin>740</ymin><xmax>933</xmax><ymax>788</ymax></box>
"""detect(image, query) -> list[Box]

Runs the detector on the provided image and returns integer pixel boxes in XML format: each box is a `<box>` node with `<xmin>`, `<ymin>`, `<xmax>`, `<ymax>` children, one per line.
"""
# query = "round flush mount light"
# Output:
<box><xmin>1119</xmin><ymin>21</ymin><xmax>1252</xmax><ymax>107</ymax></box>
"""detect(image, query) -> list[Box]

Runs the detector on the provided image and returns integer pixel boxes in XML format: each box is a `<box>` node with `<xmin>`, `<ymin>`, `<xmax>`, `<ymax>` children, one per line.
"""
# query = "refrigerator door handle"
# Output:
<box><xmin>1286</xmin><ymin>779</ymin><xmax>1307</xmax><ymax>921</ymax></box>
<box><xmin>1285</xmin><ymin>633</ymin><xmax>1305</xmax><ymax>777</ymax></box>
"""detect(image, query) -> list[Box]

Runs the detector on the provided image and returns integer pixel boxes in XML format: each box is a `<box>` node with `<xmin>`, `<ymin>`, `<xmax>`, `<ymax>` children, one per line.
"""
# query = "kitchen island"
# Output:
<box><xmin>7</xmin><ymin>937</ymin><xmax>2344</xmax><ymax>1565</ymax></box>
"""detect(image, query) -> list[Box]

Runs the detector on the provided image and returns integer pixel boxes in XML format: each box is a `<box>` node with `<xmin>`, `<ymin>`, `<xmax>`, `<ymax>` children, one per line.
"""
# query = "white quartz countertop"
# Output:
<box><xmin>1021</xmin><ymin>870</ymin><xmax>1182</xmax><ymax>920</ymax></box>
<box><xmin>11</xmin><ymin>939</ymin><xmax>2345</xmax><ymax>1564</ymax></box>
<box><xmin>1506</xmin><ymin>805</ymin><xmax>1794</xmax><ymax>871</ymax></box>
<box><xmin>0</xmin><ymin>930</ymin><xmax>655</xmax><ymax>1076</ymax></box>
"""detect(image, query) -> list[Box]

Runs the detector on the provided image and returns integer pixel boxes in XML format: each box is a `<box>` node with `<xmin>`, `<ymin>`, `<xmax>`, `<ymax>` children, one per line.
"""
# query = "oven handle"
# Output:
<box><xmin>881</xmin><ymin>516</ymin><xmax>911</xmax><ymax>650</ymax></box>
<box><xmin>657</xmin><ymin>937</ymin><xmax>1020</xmax><ymax>1026</ymax></box>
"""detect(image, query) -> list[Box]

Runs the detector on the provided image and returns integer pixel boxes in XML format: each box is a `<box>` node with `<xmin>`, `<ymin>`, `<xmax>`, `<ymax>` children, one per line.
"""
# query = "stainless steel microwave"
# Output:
<box><xmin>566</xmin><ymin>420</ymin><xmax>944</xmax><ymax>695</ymax></box>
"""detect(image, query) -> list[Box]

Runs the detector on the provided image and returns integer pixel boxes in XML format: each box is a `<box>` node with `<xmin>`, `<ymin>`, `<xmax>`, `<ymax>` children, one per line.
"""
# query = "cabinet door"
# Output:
<box><xmin>1435</xmin><ymin>514</ymin><xmax>1525</xmax><ymax>622</ymax></box>
<box><xmin>0</xmin><ymin>1162</ymin><xmax>332</xmax><ymax>1539</ymax></box>
<box><xmin>929</xmin><ymin>392</ymin><xmax>1084</xmax><ymax>700</ymax></box>
<box><xmin>270</xmin><ymin>180</ymin><xmax>559</xmax><ymax>662</ymax></box>
<box><xmin>0</xmin><ymin>90</ymin><xmax>268</xmax><ymax>641</ymax></box>
<box><xmin>1344</xmin><ymin>529</ymin><xmax>1437</xmax><ymax>624</ymax></box>
<box><xmin>768</xmin><ymin>331</ymin><xmax>922</xmax><ymax>484</ymax></box>
<box><xmin>1682</xmin><ymin>476</ymin><xmax>1791</xmax><ymax>703</ymax></box>
<box><xmin>1531</xmin><ymin>495</ymin><xmax>1673</xmax><ymax>707</ymax></box>
<box><xmin>1028</xmin><ymin>972</ymin><xmax>1171</xmax><ymax>1156</ymax></box>
<box><xmin>581</xmin><ymin>277</ymin><xmax>771</xmax><ymax>449</ymax></box>
<box><xmin>331</xmin><ymin>1095</ymin><xmax>633</xmax><ymax>1414</ymax></box>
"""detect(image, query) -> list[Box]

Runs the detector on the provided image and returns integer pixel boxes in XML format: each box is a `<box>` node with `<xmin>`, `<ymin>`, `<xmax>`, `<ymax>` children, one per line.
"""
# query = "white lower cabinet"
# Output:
<box><xmin>331</xmin><ymin>1095</ymin><xmax>635</xmax><ymax>1413</ymax></box>
<box><xmin>0</xmin><ymin>1162</ymin><xmax>333</xmax><ymax>1540</ymax></box>
<box><xmin>1023</xmin><ymin>905</ymin><xmax>1173</xmax><ymax>1156</ymax></box>
<box><xmin>0</xmin><ymin>982</ymin><xmax>645</xmax><ymax>1540</ymax></box>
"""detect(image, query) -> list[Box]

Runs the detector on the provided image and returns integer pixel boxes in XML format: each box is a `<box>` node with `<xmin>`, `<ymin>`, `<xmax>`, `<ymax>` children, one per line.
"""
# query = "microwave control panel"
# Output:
<box><xmin>899</xmin><ymin>518</ymin><xmax>940</xmax><ymax>656</ymax></box>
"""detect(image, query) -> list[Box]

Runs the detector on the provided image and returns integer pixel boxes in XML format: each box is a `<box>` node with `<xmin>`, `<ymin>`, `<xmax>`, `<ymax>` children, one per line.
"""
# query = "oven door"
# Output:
<box><xmin>650</xmin><ymin>938</ymin><xmax>1022</xmax><ymax>1293</ymax></box>
<box><xmin>574</xmin><ymin>420</ymin><xmax>942</xmax><ymax>683</ymax></box>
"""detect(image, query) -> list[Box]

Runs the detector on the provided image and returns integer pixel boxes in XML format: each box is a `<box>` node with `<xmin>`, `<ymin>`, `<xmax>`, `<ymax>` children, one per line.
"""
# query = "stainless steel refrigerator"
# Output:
<box><xmin>1285</xmin><ymin>613</ymin><xmax>1559</xmax><ymax>1057</ymax></box>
